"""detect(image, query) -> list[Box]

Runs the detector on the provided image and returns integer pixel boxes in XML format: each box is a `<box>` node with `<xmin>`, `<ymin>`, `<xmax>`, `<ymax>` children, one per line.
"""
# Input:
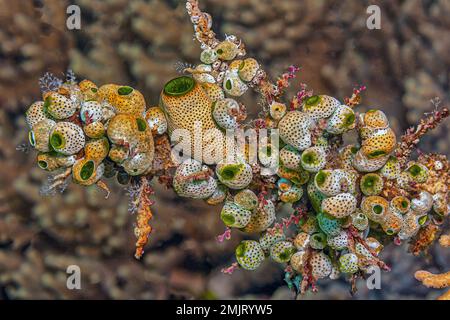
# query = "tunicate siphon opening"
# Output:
<box><xmin>136</xmin><ymin>118</ymin><xmax>147</xmax><ymax>132</ymax></box>
<box><xmin>369</xmin><ymin>150</ymin><xmax>386</xmax><ymax>158</ymax></box>
<box><xmin>50</xmin><ymin>132</ymin><xmax>64</xmax><ymax>150</ymax></box>
<box><xmin>118</xmin><ymin>86</ymin><xmax>134</xmax><ymax>96</ymax></box>
<box><xmin>80</xmin><ymin>160</ymin><xmax>95</xmax><ymax>180</ymax></box>
<box><xmin>235</xmin><ymin>242</ymin><xmax>246</xmax><ymax>257</ymax></box>
<box><xmin>28</xmin><ymin>131</ymin><xmax>36</xmax><ymax>147</ymax></box>
<box><xmin>306</xmin><ymin>95</ymin><xmax>320</xmax><ymax>106</ymax></box>
<box><xmin>302</xmin><ymin>151</ymin><xmax>317</xmax><ymax>165</ymax></box>
<box><xmin>362</xmin><ymin>175</ymin><xmax>377</xmax><ymax>188</ymax></box>
<box><xmin>221</xmin><ymin>213</ymin><xmax>235</xmax><ymax>226</ymax></box>
<box><xmin>163</xmin><ymin>76</ymin><xmax>195</xmax><ymax>96</ymax></box>
<box><xmin>279</xmin><ymin>249</ymin><xmax>294</xmax><ymax>261</ymax></box>
<box><xmin>219</xmin><ymin>164</ymin><xmax>242</xmax><ymax>180</ymax></box>
<box><xmin>418</xmin><ymin>215</ymin><xmax>428</xmax><ymax>225</ymax></box>
<box><xmin>43</xmin><ymin>97</ymin><xmax>51</xmax><ymax>114</ymax></box>
<box><xmin>225</xmin><ymin>79</ymin><xmax>232</xmax><ymax>90</ymax></box>
<box><xmin>117</xmin><ymin>171</ymin><xmax>131</xmax><ymax>185</ymax></box>
<box><xmin>373</xmin><ymin>205</ymin><xmax>383</xmax><ymax>215</ymax></box>
<box><xmin>343</xmin><ymin>112</ymin><xmax>355</xmax><ymax>127</ymax></box>
<box><xmin>312</xmin><ymin>233</ymin><xmax>325</xmax><ymax>243</ymax></box>
<box><xmin>38</xmin><ymin>160</ymin><xmax>48</xmax><ymax>169</ymax></box>
<box><xmin>315</xmin><ymin>170</ymin><xmax>328</xmax><ymax>187</ymax></box>
<box><xmin>408</xmin><ymin>164</ymin><xmax>422</xmax><ymax>177</ymax></box>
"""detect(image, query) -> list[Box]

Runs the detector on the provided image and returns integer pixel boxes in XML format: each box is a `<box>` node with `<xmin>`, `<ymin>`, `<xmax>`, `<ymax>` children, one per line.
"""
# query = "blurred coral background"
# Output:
<box><xmin>0</xmin><ymin>0</ymin><xmax>448</xmax><ymax>299</ymax></box>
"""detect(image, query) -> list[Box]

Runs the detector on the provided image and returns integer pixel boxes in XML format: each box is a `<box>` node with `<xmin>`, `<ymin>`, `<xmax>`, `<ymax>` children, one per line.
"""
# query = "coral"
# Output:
<box><xmin>69</xmin><ymin>0</ymin><xmax>200</xmax><ymax>99</ymax></box>
<box><xmin>396</xmin><ymin>108</ymin><xmax>449</xmax><ymax>168</ymax></box>
<box><xmin>415</xmin><ymin>270</ymin><xmax>450</xmax><ymax>290</ymax></box>
<box><xmin>415</xmin><ymin>235</ymin><xmax>450</xmax><ymax>300</ymax></box>
<box><xmin>0</xmin><ymin>0</ymin><xmax>72</xmax><ymax>111</ymax></box>
<box><xmin>128</xmin><ymin>177</ymin><xmax>155</xmax><ymax>259</ymax></box>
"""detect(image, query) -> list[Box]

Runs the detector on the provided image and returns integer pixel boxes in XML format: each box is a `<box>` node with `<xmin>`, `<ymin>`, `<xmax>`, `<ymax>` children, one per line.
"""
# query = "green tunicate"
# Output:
<box><xmin>364</xmin><ymin>177</ymin><xmax>375</xmax><ymax>187</ymax></box>
<box><xmin>234</xmin><ymin>189</ymin><xmax>258</xmax><ymax>210</ymax></box>
<box><xmin>221</xmin><ymin>213</ymin><xmax>236</xmax><ymax>226</ymax></box>
<box><xmin>418</xmin><ymin>215</ymin><xmax>428</xmax><ymax>225</ymax></box>
<box><xmin>369</xmin><ymin>150</ymin><xmax>386</xmax><ymax>158</ymax></box>
<box><xmin>360</xmin><ymin>173</ymin><xmax>383</xmax><ymax>196</ymax></box>
<box><xmin>310</xmin><ymin>232</ymin><xmax>326</xmax><ymax>249</ymax></box>
<box><xmin>43</xmin><ymin>97</ymin><xmax>51</xmax><ymax>113</ymax></box>
<box><xmin>225</xmin><ymin>79</ymin><xmax>232</xmax><ymax>90</ymax></box>
<box><xmin>50</xmin><ymin>132</ymin><xmax>65</xmax><ymax>150</ymax></box>
<box><xmin>80</xmin><ymin>160</ymin><xmax>95</xmax><ymax>180</ymax></box>
<box><xmin>343</xmin><ymin>112</ymin><xmax>355</xmax><ymax>127</ymax></box>
<box><xmin>118</xmin><ymin>86</ymin><xmax>134</xmax><ymax>95</ymax></box>
<box><xmin>315</xmin><ymin>170</ymin><xmax>328</xmax><ymax>187</ymax></box>
<box><xmin>279</xmin><ymin>248</ymin><xmax>295</xmax><ymax>262</ymax></box>
<box><xmin>408</xmin><ymin>164</ymin><xmax>422</xmax><ymax>177</ymax></box>
<box><xmin>219</xmin><ymin>164</ymin><xmax>242</xmax><ymax>180</ymax></box>
<box><xmin>235</xmin><ymin>242</ymin><xmax>246</xmax><ymax>257</ymax></box>
<box><xmin>38</xmin><ymin>160</ymin><xmax>48</xmax><ymax>169</ymax></box>
<box><xmin>163</xmin><ymin>76</ymin><xmax>195</xmax><ymax>96</ymax></box>
<box><xmin>373</xmin><ymin>205</ymin><xmax>383</xmax><ymax>215</ymax></box>
<box><xmin>136</xmin><ymin>118</ymin><xmax>147</xmax><ymax>132</ymax></box>
<box><xmin>315</xmin><ymin>135</ymin><xmax>328</xmax><ymax>147</ymax></box>
<box><xmin>28</xmin><ymin>131</ymin><xmax>36</xmax><ymax>146</ymax></box>
<box><xmin>406</xmin><ymin>163</ymin><xmax>428</xmax><ymax>183</ymax></box>
<box><xmin>305</xmin><ymin>95</ymin><xmax>320</xmax><ymax>106</ymax></box>
<box><xmin>352</xmin><ymin>212</ymin><xmax>368</xmax><ymax>231</ymax></box>
<box><xmin>302</xmin><ymin>151</ymin><xmax>317</xmax><ymax>165</ymax></box>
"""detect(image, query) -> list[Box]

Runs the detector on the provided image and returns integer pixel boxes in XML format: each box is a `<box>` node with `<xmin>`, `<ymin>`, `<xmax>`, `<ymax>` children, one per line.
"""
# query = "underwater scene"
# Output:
<box><xmin>0</xmin><ymin>0</ymin><xmax>449</xmax><ymax>301</ymax></box>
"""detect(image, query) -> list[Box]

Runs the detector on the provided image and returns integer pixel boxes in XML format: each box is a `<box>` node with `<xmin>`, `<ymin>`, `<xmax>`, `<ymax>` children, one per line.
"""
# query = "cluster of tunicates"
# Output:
<box><xmin>228</xmin><ymin>98</ymin><xmax>448</xmax><ymax>284</ymax></box>
<box><xmin>151</xmin><ymin>26</ymin><xmax>449</xmax><ymax>287</ymax></box>
<box><xmin>26</xmin><ymin>78</ymin><xmax>168</xmax><ymax>188</ymax></box>
<box><xmin>24</xmin><ymin>1</ymin><xmax>449</xmax><ymax>293</ymax></box>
